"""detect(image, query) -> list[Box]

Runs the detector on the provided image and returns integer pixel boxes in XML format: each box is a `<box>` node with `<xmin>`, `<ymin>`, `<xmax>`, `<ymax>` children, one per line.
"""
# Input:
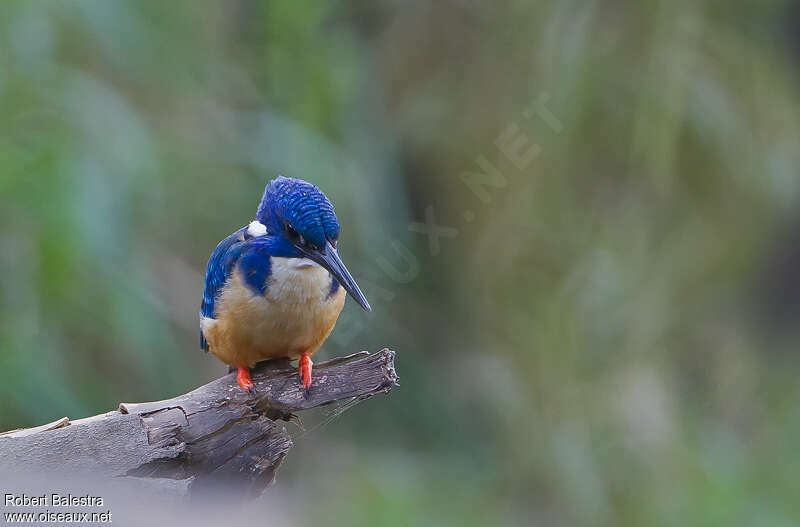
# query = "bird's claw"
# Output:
<box><xmin>236</xmin><ymin>366</ymin><xmax>256</xmax><ymax>394</ymax></box>
<box><xmin>299</xmin><ymin>352</ymin><xmax>312</xmax><ymax>398</ymax></box>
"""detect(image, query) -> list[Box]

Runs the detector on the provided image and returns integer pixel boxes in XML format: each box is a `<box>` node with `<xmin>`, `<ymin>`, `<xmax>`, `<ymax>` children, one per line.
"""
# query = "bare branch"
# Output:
<box><xmin>0</xmin><ymin>349</ymin><xmax>397</xmax><ymax>499</ymax></box>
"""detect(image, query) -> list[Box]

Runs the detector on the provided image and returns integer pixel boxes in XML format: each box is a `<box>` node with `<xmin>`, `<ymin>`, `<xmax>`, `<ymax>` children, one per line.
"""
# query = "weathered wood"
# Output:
<box><xmin>0</xmin><ymin>349</ymin><xmax>397</xmax><ymax>499</ymax></box>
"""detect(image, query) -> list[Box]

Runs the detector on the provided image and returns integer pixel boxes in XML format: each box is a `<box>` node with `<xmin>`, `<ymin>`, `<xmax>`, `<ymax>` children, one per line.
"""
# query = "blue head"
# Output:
<box><xmin>255</xmin><ymin>176</ymin><xmax>371</xmax><ymax>311</ymax></box>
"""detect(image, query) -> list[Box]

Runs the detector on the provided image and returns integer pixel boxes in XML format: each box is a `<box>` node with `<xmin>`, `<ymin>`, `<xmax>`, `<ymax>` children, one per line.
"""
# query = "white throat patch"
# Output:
<box><xmin>247</xmin><ymin>220</ymin><xmax>268</xmax><ymax>237</ymax></box>
<box><xmin>292</xmin><ymin>258</ymin><xmax>320</xmax><ymax>269</ymax></box>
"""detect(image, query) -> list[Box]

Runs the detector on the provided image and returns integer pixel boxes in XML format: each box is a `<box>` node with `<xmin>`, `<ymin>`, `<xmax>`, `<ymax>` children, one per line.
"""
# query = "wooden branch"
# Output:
<box><xmin>0</xmin><ymin>349</ymin><xmax>397</xmax><ymax>499</ymax></box>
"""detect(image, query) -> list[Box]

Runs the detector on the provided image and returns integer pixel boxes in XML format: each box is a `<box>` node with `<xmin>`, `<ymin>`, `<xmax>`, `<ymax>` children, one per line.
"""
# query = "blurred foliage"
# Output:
<box><xmin>2</xmin><ymin>1</ymin><xmax>800</xmax><ymax>525</ymax></box>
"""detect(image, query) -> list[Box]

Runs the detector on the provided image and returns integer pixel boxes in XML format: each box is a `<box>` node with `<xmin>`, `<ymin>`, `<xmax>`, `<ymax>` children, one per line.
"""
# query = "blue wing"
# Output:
<box><xmin>200</xmin><ymin>227</ymin><xmax>249</xmax><ymax>351</ymax></box>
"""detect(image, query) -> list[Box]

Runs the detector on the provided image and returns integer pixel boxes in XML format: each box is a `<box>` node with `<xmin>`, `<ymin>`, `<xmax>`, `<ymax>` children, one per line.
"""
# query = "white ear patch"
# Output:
<box><xmin>247</xmin><ymin>220</ymin><xmax>268</xmax><ymax>237</ymax></box>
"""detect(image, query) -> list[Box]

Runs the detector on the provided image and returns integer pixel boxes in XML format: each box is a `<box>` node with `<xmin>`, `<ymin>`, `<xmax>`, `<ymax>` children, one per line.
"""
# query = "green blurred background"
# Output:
<box><xmin>2</xmin><ymin>1</ymin><xmax>800</xmax><ymax>525</ymax></box>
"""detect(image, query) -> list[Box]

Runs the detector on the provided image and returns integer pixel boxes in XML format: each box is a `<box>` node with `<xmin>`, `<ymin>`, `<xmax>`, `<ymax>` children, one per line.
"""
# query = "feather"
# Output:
<box><xmin>200</xmin><ymin>227</ymin><xmax>249</xmax><ymax>350</ymax></box>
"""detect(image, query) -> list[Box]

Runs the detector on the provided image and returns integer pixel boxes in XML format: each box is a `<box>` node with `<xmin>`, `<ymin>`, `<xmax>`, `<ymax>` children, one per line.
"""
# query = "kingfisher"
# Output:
<box><xmin>200</xmin><ymin>176</ymin><xmax>371</xmax><ymax>394</ymax></box>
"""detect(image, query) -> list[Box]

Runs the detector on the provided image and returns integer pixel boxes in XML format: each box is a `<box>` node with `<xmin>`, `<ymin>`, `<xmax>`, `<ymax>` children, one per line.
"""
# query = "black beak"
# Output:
<box><xmin>301</xmin><ymin>241</ymin><xmax>371</xmax><ymax>312</ymax></box>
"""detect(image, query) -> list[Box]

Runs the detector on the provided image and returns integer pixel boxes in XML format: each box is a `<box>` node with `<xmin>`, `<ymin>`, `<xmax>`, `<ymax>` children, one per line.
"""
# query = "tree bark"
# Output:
<box><xmin>0</xmin><ymin>349</ymin><xmax>397</xmax><ymax>499</ymax></box>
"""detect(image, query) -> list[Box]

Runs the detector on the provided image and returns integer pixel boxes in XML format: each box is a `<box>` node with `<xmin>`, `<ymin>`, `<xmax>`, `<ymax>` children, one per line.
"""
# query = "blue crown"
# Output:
<box><xmin>256</xmin><ymin>176</ymin><xmax>340</xmax><ymax>249</ymax></box>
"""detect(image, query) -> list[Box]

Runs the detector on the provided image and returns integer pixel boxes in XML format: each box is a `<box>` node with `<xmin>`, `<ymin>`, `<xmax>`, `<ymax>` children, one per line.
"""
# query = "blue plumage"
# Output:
<box><xmin>200</xmin><ymin>227</ymin><xmax>248</xmax><ymax>350</ymax></box>
<box><xmin>238</xmin><ymin>244</ymin><xmax>274</xmax><ymax>297</ymax></box>
<box><xmin>256</xmin><ymin>176</ymin><xmax>340</xmax><ymax>249</ymax></box>
<box><xmin>328</xmin><ymin>277</ymin><xmax>340</xmax><ymax>299</ymax></box>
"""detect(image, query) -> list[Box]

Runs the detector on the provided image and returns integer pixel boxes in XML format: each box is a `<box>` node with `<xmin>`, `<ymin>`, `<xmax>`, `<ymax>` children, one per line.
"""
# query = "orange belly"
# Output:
<box><xmin>201</xmin><ymin>258</ymin><xmax>346</xmax><ymax>368</ymax></box>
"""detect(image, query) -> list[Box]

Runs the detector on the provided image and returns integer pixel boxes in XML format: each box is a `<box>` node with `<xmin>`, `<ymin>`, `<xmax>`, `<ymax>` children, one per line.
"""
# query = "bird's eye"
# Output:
<box><xmin>285</xmin><ymin>223</ymin><xmax>306</xmax><ymax>246</ymax></box>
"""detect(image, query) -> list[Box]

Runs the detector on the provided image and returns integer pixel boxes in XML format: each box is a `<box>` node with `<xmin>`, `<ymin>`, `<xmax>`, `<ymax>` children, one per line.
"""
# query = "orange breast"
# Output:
<box><xmin>202</xmin><ymin>258</ymin><xmax>346</xmax><ymax>368</ymax></box>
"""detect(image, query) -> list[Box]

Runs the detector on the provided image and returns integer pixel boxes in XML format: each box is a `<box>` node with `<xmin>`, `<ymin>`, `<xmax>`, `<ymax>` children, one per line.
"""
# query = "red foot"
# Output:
<box><xmin>237</xmin><ymin>366</ymin><xmax>255</xmax><ymax>394</ymax></box>
<box><xmin>299</xmin><ymin>352</ymin><xmax>313</xmax><ymax>393</ymax></box>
